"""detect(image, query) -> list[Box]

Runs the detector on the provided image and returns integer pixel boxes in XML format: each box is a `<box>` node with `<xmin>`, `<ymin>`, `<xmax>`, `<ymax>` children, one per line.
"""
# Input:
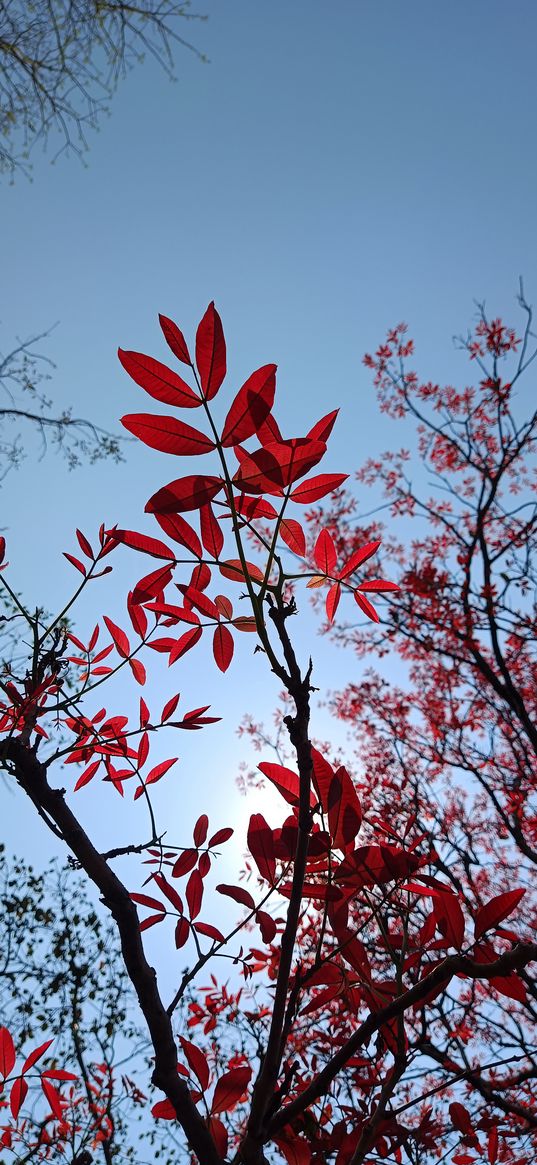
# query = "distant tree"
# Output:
<box><xmin>0</xmin><ymin>0</ymin><xmax>205</xmax><ymax>176</ymax></box>
<box><xmin>0</xmin><ymin>325</ymin><xmax>124</xmax><ymax>476</ymax></box>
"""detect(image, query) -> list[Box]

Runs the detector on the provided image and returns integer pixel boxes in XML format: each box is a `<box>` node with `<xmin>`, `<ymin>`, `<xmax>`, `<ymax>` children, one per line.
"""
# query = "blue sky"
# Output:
<box><xmin>2</xmin><ymin>0</ymin><xmax>537</xmax><ymax>900</ymax></box>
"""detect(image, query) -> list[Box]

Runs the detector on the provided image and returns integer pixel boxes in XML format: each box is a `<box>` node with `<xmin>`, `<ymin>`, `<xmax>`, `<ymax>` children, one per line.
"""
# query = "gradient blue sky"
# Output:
<box><xmin>2</xmin><ymin>0</ymin><xmax>537</xmax><ymax>908</ymax></box>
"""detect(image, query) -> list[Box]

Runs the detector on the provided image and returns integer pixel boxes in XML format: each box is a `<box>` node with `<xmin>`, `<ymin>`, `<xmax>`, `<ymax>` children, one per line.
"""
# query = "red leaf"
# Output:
<box><xmin>219</xmin><ymin>558</ymin><xmax>264</xmax><ymax>585</ymax></box>
<box><xmin>327</xmin><ymin>767</ymin><xmax>363</xmax><ymax>850</ymax></box>
<box><xmin>234</xmin><ymin>495</ymin><xmax>278</xmax><ymax>521</ymax></box>
<box><xmin>139</xmin><ymin>912</ymin><xmax>166</xmax><ymax>931</ymax></box>
<box><xmin>159</xmin><ymin>314</ymin><xmax>191</xmax><ymax>364</ymax></box>
<box><xmin>41</xmin><ymin>1077</ymin><xmax>63</xmax><ymax>1119</ymax></box>
<box><xmin>358</xmin><ymin>578</ymin><xmax>400</xmax><ymax>593</ymax></box>
<box><xmin>256</xmin><ymin>910</ymin><xmax>277</xmax><ymax>943</ymax></box>
<box><xmin>0</xmin><ymin>1027</ymin><xmax>16</xmax><ymax>1078</ymax></box>
<box><xmin>213</xmin><ymin>624</ymin><xmax>234</xmax><ymax>672</ymax></box>
<box><xmin>450</xmin><ymin>1102</ymin><xmax>473</xmax><ymax>1135</ymax></box>
<box><xmin>433</xmin><ymin>892</ymin><xmax>465</xmax><ymax>949</ymax></box>
<box><xmin>200</xmin><ymin>503</ymin><xmax>224</xmax><ymax>559</ymax></box>
<box><xmin>76</xmin><ymin>528</ymin><xmax>93</xmax><ymax>558</ymax></box>
<box><xmin>247</xmin><ymin>813</ymin><xmax>276</xmax><ymax>884</ymax></box>
<box><xmin>153</xmin><ymin>875</ymin><xmax>183</xmax><ymax>914</ymax></box>
<box><xmin>326</xmin><ymin>581</ymin><xmax>341</xmax><ymax>623</ymax></box>
<box><xmin>353</xmin><ymin>590</ymin><xmax>380</xmax><ymax>622</ymax></box>
<box><xmin>474</xmin><ymin>888</ymin><xmax>526</xmax><ymax>939</ymax></box>
<box><xmin>211</xmin><ymin>1065</ymin><xmax>251</xmax><ymax>1115</ymax></box>
<box><xmin>340</xmin><ymin>540</ymin><xmax>381</xmax><ymax>579</ymax></box>
<box><xmin>234</xmin><ymin>438</ymin><xmax>326</xmax><ymax>495</ymax></box>
<box><xmin>122</xmin><ymin>414</ymin><xmax>215</xmax><ymax>456</ymax></box>
<box><xmin>290</xmin><ymin>472</ymin><xmax>349</xmax><ymax>503</ymax></box>
<box><xmin>10</xmin><ymin>1076</ymin><xmax>27</xmax><ymax>1119</ymax></box>
<box><xmin>194</xmin><ymin>921</ymin><xmax>225</xmax><ymax>942</ymax></box>
<box><xmin>118</xmin><ymin>349</ymin><xmax>200</xmax><ymax>407</ymax></box>
<box><xmin>168</xmin><ymin>625</ymin><xmax>203</xmax><ymax>665</ymax></box>
<box><xmin>208</xmin><ymin>1116</ymin><xmax>228</xmax><ymax>1159</ymax></box>
<box><xmin>161</xmin><ymin>693</ymin><xmax>180</xmax><ymax>721</ymax></box>
<box><xmin>208</xmin><ymin>826</ymin><xmax>234</xmax><ymax>847</ymax></box>
<box><xmin>103</xmin><ymin>616</ymin><xmax>131</xmax><ymax>659</ymax></box>
<box><xmin>130</xmin><ymin>892</ymin><xmax>167</xmax><ymax>912</ymax></box>
<box><xmin>179</xmin><ymin>1037</ymin><xmax>210</xmax><ymax>1092</ymax></box>
<box><xmin>63</xmin><ymin>552</ymin><xmax>86</xmax><ymax>576</ymax></box>
<box><xmin>145</xmin><ymin>758</ymin><xmax>178</xmax><ymax>787</ymax></box>
<box><xmin>196</xmin><ymin>303</ymin><xmax>226</xmax><ymax>399</ymax></box>
<box><xmin>175</xmin><ymin>917</ymin><xmax>190</xmax><ymax>949</ymax></box>
<box><xmin>154</xmin><ymin>512</ymin><xmax>202</xmax><ymax>558</ymax></box>
<box><xmin>280</xmin><ymin>519</ymin><xmax>306</xmax><ymax>557</ymax></box>
<box><xmin>314</xmin><ymin>528</ymin><xmax>337</xmax><ymax>575</ymax></box>
<box><xmin>21</xmin><ymin>1039</ymin><xmax>54</xmax><ymax>1076</ymax></box>
<box><xmin>129</xmin><ymin>657</ymin><xmax>146</xmax><ymax>686</ymax></box>
<box><xmin>221</xmin><ymin>364</ymin><xmax>277</xmax><ymax>446</ymax></box>
<box><xmin>132</xmin><ymin>564</ymin><xmax>173</xmax><ymax>604</ymax></box>
<box><xmin>216</xmin><ymin>883</ymin><xmax>255</xmax><ymax>909</ymax></box>
<box><xmin>488</xmin><ymin>1125</ymin><xmax>499</xmax><ymax>1165</ymax></box>
<box><xmin>172</xmin><ymin>849</ymin><xmax>198</xmax><ymax>878</ymax></box>
<box><xmin>74</xmin><ymin>761</ymin><xmax>101</xmax><ymax>792</ymax></box>
<box><xmin>193</xmin><ymin>814</ymin><xmax>209</xmax><ymax>846</ymax></box>
<box><xmin>111</xmin><ymin>529</ymin><xmax>175</xmax><ymax>561</ymax></box>
<box><xmin>152</xmin><ymin>1098</ymin><xmax>177</xmax><ymax>1119</ymax></box>
<box><xmin>307</xmin><ymin>408</ymin><xmax>339</xmax><ymax>443</ymax></box>
<box><xmin>146</xmin><ymin>476</ymin><xmax>223</xmax><ymax>515</ymax></box>
<box><xmin>258</xmin><ymin>761</ymin><xmax>316</xmax><ymax>808</ymax></box>
<box><xmin>186</xmin><ymin>869</ymin><xmax>203</xmax><ymax>919</ymax></box>
<box><xmin>41</xmin><ymin>1069</ymin><xmax>78</xmax><ymax>1081</ymax></box>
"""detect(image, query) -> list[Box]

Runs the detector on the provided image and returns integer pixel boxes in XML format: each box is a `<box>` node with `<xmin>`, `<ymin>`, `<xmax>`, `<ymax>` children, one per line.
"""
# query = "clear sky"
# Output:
<box><xmin>2</xmin><ymin>0</ymin><xmax>537</xmax><ymax>907</ymax></box>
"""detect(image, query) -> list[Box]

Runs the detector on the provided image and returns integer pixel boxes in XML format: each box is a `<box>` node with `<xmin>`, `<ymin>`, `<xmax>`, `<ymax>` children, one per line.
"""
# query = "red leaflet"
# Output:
<box><xmin>234</xmin><ymin>495</ymin><xmax>278</xmax><ymax>521</ymax></box>
<box><xmin>339</xmin><ymin>540</ymin><xmax>381</xmax><ymax>579</ymax></box>
<box><xmin>275</xmin><ymin>1134</ymin><xmax>312</xmax><ymax>1165</ymax></box>
<box><xmin>433</xmin><ymin>892</ymin><xmax>465</xmax><ymax>949</ymax></box>
<box><xmin>247</xmin><ymin>813</ymin><xmax>276</xmax><ymax>884</ymax></box>
<box><xmin>290</xmin><ymin>472</ymin><xmax>348</xmax><ymax>503</ymax></box>
<box><xmin>257</xmin><ymin>413</ymin><xmax>283</xmax><ymax>444</ymax></box>
<box><xmin>175</xmin><ymin>917</ymin><xmax>190</xmax><ymax>949</ymax></box>
<box><xmin>179</xmin><ymin>1036</ymin><xmax>210</xmax><ymax>1092</ymax></box>
<box><xmin>132</xmin><ymin>564</ymin><xmax>173</xmax><ymax>605</ymax></box>
<box><xmin>129</xmin><ymin>658</ymin><xmax>146</xmax><ymax>685</ymax></box>
<box><xmin>139</xmin><ymin>912</ymin><xmax>166</xmax><ymax>931</ymax></box>
<box><xmin>103</xmin><ymin>617</ymin><xmax>131</xmax><ymax>659</ymax></box>
<box><xmin>256</xmin><ymin>910</ymin><xmax>277</xmax><ymax>943</ymax></box>
<box><xmin>76</xmin><ymin>528</ymin><xmax>93</xmax><ymax>558</ymax></box>
<box><xmin>200</xmin><ymin>503</ymin><xmax>224</xmax><ymax>559</ymax></box>
<box><xmin>234</xmin><ymin>438</ymin><xmax>326</xmax><ymax>495</ymax></box>
<box><xmin>154</xmin><ymin>512</ymin><xmax>203</xmax><ymax>558</ymax></box>
<box><xmin>219</xmin><ymin>559</ymin><xmax>264</xmax><ymax>585</ymax></box>
<box><xmin>20</xmin><ymin>1038</ymin><xmax>54</xmax><ymax>1076</ymax></box>
<box><xmin>0</xmin><ymin>536</ymin><xmax>5</xmax><ymax>566</ymax></box>
<box><xmin>258</xmin><ymin>761</ymin><xmax>316</xmax><ymax>808</ymax></box>
<box><xmin>193</xmin><ymin>813</ymin><xmax>209</xmax><ymax>846</ymax></box>
<box><xmin>327</xmin><ymin>767</ymin><xmax>362</xmax><ymax>850</ymax></box>
<box><xmin>357</xmin><ymin>578</ymin><xmax>400</xmax><ymax>592</ymax></box>
<box><xmin>314</xmin><ymin>528</ymin><xmax>337</xmax><ymax>575</ymax></box>
<box><xmin>159</xmin><ymin>314</ymin><xmax>191</xmax><ymax>364</ymax></box>
<box><xmin>216</xmin><ymin>883</ymin><xmax>255</xmax><ymax>910</ymax></box>
<box><xmin>0</xmin><ymin>1027</ymin><xmax>16</xmax><ymax>1077</ymax></box>
<box><xmin>215</xmin><ymin>594</ymin><xmax>233</xmax><ymax>620</ymax></box>
<box><xmin>153</xmin><ymin>874</ymin><xmax>184</xmax><ymax>913</ymax></box>
<box><xmin>122</xmin><ymin>414</ymin><xmax>215</xmax><ymax>456</ymax></box>
<box><xmin>10</xmin><ymin>1076</ymin><xmax>28</xmax><ymax>1119</ymax></box>
<box><xmin>168</xmin><ymin>625</ymin><xmax>203</xmax><ymax>665</ymax></box>
<box><xmin>208</xmin><ymin>1117</ymin><xmax>228</xmax><ymax>1159</ymax></box>
<box><xmin>41</xmin><ymin>1069</ymin><xmax>78</xmax><ymax>1081</ymax></box>
<box><xmin>354</xmin><ymin>590</ymin><xmax>380</xmax><ymax>622</ymax></box>
<box><xmin>211</xmin><ymin>1065</ymin><xmax>252</xmax><ymax>1115</ymax></box>
<box><xmin>63</xmin><ymin>552</ymin><xmax>86</xmax><ymax>575</ymax></box>
<box><xmin>221</xmin><ymin>364</ymin><xmax>277</xmax><ymax>446</ymax></box>
<box><xmin>208</xmin><ymin>826</ymin><xmax>233</xmax><ymax>847</ymax></box>
<box><xmin>449</xmin><ymin>1102</ymin><xmax>473</xmax><ymax>1135</ymax></box>
<box><xmin>336</xmin><ymin>844</ymin><xmax>420</xmax><ymax>887</ymax></box>
<box><xmin>194</xmin><ymin>920</ymin><xmax>224</xmax><ymax>942</ymax></box>
<box><xmin>145</xmin><ymin>758</ymin><xmax>177</xmax><ymax>787</ymax></box>
<box><xmin>186</xmin><ymin>869</ymin><xmax>203</xmax><ymax>919</ymax></box>
<box><xmin>196</xmin><ymin>302</ymin><xmax>226</xmax><ymax>399</ymax></box>
<box><xmin>280</xmin><ymin>518</ymin><xmax>306</xmax><ymax>557</ymax></box>
<box><xmin>152</xmin><ymin>1098</ymin><xmax>177</xmax><ymax>1119</ymax></box>
<box><xmin>118</xmin><ymin>349</ymin><xmax>200</xmax><ymax>408</ymax></box>
<box><xmin>74</xmin><ymin>761</ymin><xmax>101</xmax><ymax>792</ymax></box>
<box><xmin>172</xmin><ymin>849</ymin><xmax>198</xmax><ymax>878</ymax></box>
<box><xmin>213</xmin><ymin>624</ymin><xmax>234</xmax><ymax>672</ymax></box>
<box><xmin>326</xmin><ymin>581</ymin><xmax>341</xmax><ymax>623</ymax></box>
<box><xmin>41</xmin><ymin>1076</ymin><xmax>63</xmax><ymax>1119</ymax></box>
<box><xmin>488</xmin><ymin>1126</ymin><xmax>499</xmax><ymax>1165</ymax></box>
<box><xmin>474</xmin><ymin>888</ymin><xmax>526</xmax><ymax>939</ymax></box>
<box><xmin>307</xmin><ymin>408</ymin><xmax>339</xmax><ymax>443</ymax></box>
<box><xmin>184</xmin><ymin>587</ymin><xmax>218</xmax><ymax>619</ymax></box>
<box><xmin>130</xmin><ymin>892</ymin><xmax>167</xmax><ymax>912</ymax></box>
<box><xmin>161</xmin><ymin>693</ymin><xmax>180</xmax><ymax>721</ymax></box>
<box><xmin>146</xmin><ymin>475</ymin><xmax>223</xmax><ymax>515</ymax></box>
